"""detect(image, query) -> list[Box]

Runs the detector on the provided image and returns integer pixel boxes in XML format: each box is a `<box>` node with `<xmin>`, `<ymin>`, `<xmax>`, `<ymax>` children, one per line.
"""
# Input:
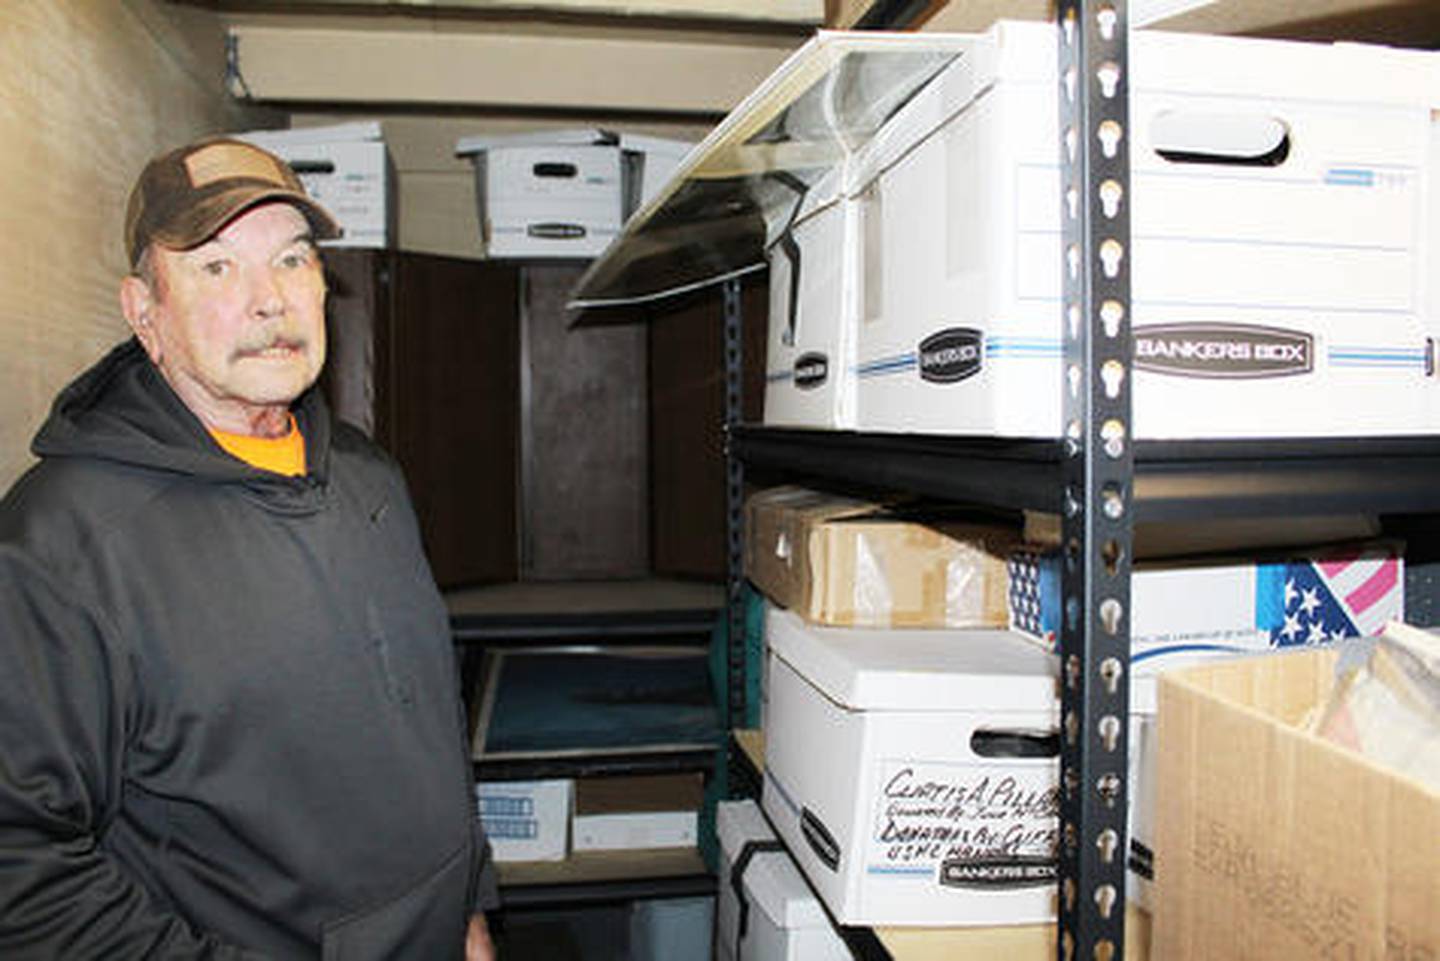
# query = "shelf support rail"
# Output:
<box><xmin>1055</xmin><ymin>2</ymin><xmax>1136</xmax><ymax>960</ymax></box>
<box><xmin>723</xmin><ymin>277</ymin><xmax>749</xmax><ymax>732</ymax></box>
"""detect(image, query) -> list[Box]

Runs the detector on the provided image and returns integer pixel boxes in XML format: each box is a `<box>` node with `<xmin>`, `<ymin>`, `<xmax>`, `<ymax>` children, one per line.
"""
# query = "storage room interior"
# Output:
<box><xmin>3</xmin><ymin>2</ymin><xmax>1439</xmax><ymax>959</ymax></box>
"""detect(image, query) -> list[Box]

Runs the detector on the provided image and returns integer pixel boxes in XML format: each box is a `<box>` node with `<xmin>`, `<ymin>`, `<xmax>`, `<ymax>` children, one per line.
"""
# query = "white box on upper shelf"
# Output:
<box><xmin>824</xmin><ymin>21</ymin><xmax>1440</xmax><ymax>438</ymax></box>
<box><xmin>235</xmin><ymin>121</ymin><xmax>394</xmax><ymax>249</ymax></box>
<box><xmin>456</xmin><ymin>129</ymin><xmax>626</xmax><ymax>259</ymax></box>
<box><xmin>763</xmin><ymin>162</ymin><xmax>861</xmax><ymax>429</ymax></box>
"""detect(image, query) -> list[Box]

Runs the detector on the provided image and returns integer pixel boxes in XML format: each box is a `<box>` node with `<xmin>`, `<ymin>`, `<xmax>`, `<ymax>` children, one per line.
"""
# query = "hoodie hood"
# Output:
<box><xmin>33</xmin><ymin>338</ymin><xmax>332</xmax><ymax>488</ymax></box>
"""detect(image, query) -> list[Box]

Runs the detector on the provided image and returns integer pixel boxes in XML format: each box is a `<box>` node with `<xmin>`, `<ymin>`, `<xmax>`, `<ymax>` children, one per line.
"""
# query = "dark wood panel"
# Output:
<box><xmin>323</xmin><ymin>249</ymin><xmax>520</xmax><ymax>590</ymax></box>
<box><xmin>522</xmin><ymin>264</ymin><xmax>649</xmax><ymax>580</ymax></box>
<box><xmin>389</xmin><ymin>253</ymin><xmax>520</xmax><ymax>588</ymax></box>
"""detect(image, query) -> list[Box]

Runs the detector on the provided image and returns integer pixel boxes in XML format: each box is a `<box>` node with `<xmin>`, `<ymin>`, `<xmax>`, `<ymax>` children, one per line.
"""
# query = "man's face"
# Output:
<box><xmin>124</xmin><ymin>202</ymin><xmax>327</xmax><ymax>431</ymax></box>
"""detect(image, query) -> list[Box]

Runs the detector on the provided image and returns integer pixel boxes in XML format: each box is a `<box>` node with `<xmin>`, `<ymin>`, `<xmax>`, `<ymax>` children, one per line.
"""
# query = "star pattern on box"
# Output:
<box><xmin>1008</xmin><ymin>550</ymin><xmax>1052</xmax><ymax>645</ymax></box>
<box><xmin>1268</xmin><ymin>552</ymin><xmax>1401</xmax><ymax>648</ymax></box>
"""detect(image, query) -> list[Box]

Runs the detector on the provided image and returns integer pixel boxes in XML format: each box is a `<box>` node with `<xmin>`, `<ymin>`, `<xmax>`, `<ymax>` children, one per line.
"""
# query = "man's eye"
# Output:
<box><xmin>202</xmin><ymin>261</ymin><xmax>229</xmax><ymax>277</ymax></box>
<box><xmin>279</xmin><ymin>248</ymin><xmax>314</xmax><ymax>269</ymax></box>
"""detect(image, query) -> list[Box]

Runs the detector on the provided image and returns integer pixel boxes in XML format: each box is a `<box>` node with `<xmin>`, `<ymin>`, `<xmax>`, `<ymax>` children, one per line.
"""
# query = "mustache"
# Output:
<box><xmin>231</xmin><ymin>333</ymin><xmax>310</xmax><ymax>359</ymax></box>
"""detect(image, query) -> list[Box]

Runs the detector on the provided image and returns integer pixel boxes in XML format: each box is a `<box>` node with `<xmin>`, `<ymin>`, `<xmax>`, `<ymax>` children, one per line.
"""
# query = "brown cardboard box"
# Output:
<box><xmin>744</xmin><ymin>486</ymin><xmax>1016</xmax><ymax>628</ymax></box>
<box><xmin>1154</xmin><ymin>648</ymin><xmax>1440</xmax><ymax>960</ymax></box>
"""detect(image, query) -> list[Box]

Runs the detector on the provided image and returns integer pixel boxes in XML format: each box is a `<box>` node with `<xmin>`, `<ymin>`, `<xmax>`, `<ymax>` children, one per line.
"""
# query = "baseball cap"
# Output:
<box><xmin>124</xmin><ymin>136</ymin><xmax>342</xmax><ymax>268</ymax></box>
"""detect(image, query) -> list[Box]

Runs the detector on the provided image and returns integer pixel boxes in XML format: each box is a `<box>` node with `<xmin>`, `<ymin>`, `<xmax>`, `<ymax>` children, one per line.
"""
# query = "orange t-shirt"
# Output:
<box><xmin>209</xmin><ymin>414</ymin><xmax>307</xmax><ymax>477</ymax></box>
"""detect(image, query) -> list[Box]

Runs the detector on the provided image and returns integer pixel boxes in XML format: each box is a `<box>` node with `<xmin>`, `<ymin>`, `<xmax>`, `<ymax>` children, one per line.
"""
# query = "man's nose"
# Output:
<box><xmin>250</xmin><ymin>266</ymin><xmax>285</xmax><ymax>317</ymax></box>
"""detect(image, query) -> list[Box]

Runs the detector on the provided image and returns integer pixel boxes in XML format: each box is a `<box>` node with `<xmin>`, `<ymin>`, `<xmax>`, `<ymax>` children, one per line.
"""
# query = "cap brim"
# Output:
<box><xmin>150</xmin><ymin>184</ymin><xmax>343</xmax><ymax>253</ymax></box>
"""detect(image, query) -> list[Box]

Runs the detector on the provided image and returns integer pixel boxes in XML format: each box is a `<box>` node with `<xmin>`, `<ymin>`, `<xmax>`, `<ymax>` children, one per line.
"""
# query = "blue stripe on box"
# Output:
<box><xmin>1254</xmin><ymin>562</ymin><xmax>1286</xmax><ymax>631</ymax></box>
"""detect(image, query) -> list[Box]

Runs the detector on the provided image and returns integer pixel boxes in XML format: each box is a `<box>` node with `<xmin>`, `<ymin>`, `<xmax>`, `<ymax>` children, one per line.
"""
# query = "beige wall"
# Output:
<box><xmin>0</xmin><ymin>0</ymin><xmax>273</xmax><ymax>491</ymax></box>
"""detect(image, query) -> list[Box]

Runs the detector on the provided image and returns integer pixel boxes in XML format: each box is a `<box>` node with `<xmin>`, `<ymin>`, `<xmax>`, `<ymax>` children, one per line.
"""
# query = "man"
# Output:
<box><xmin>0</xmin><ymin>137</ymin><xmax>497</xmax><ymax>959</ymax></box>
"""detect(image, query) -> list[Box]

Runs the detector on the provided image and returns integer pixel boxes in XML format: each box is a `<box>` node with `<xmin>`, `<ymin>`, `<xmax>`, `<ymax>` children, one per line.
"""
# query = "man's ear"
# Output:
<box><xmin>120</xmin><ymin>273</ymin><xmax>162</xmax><ymax>364</ymax></box>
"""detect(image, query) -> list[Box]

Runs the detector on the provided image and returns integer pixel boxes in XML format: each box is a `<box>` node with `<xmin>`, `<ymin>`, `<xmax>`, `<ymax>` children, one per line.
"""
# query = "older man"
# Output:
<box><xmin>0</xmin><ymin>137</ymin><xmax>497</xmax><ymax>959</ymax></box>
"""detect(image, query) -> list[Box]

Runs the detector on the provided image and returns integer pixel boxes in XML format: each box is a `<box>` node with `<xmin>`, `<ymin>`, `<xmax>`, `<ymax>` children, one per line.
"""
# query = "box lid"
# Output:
<box><xmin>236</xmin><ymin>120</ymin><xmax>384</xmax><ymax>148</ymax></box>
<box><xmin>767</xmin><ymin>606</ymin><xmax>1057</xmax><ymax>712</ymax></box>
<box><xmin>456</xmin><ymin>128</ymin><xmax>617</xmax><ymax>156</ymax></box>
<box><xmin>717</xmin><ymin>799</ymin><xmax>833</xmax><ymax>931</ymax></box>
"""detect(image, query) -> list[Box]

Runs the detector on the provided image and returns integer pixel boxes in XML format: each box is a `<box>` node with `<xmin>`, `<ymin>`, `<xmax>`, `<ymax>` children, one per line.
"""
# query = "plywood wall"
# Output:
<box><xmin>0</xmin><ymin>0</ymin><xmax>271</xmax><ymax>491</ymax></box>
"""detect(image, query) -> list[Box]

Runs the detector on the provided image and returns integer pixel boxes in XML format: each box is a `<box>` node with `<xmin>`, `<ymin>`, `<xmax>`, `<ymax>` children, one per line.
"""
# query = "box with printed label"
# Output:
<box><xmin>761</xmin><ymin>606</ymin><xmax>1063</xmax><ymax>926</ymax></box>
<box><xmin>236</xmin><ymin>123</ymin><xmax>394</xmax><ymax>249</ymax></box>
<box><xmin>456</xmin><ymin>129</ymin><xmax>626</xmax><ymax>258</ymax></box>
<box><xmin>715</xmin><ymin>799</ymin><xmax>850</xmax><ymax>961</ymax></box>
<box><xmin>745</xmin><ymin>485</ymin><xmax>1016</xmax><ymax>628</ymax></box>
<box><xmin>1153</xmin><ymin>646</ymin><xmax>1440</xmax><ymax>959</ymax></box>
<box><xmin>1008</xmin><ymin>540</ymin><xmax>1405</xmax><ymax>692</ymax></box>
<box><xmin>849</xmin><ymin>21</ymin><xmax>1440</xmax><ymax>438</ymax></box>
<box><xmin>475</xmin><ymin>779</ymin><xmax>571</xmax><ymax>862</ymax></box>
<box><xmin>763</xmin><ymin>163</ymin><xmax>860</xmax><ymax>429</ymax></box>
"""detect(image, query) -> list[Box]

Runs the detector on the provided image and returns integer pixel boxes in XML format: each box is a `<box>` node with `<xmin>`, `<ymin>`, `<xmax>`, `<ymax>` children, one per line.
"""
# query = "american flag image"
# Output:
<box><xmin>1262</xmin><ymin>546</ymin><xmax>1403</xmax><ymax>647</ymax></box>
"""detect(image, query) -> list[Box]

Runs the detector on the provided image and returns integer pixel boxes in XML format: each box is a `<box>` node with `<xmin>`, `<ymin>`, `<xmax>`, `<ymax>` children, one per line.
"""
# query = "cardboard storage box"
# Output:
<box><xmin>237</xmin><ymin>122</ymin><xmax>394</xmax><ymax>249</ymax></box>
<box><xmin>620</xmin><ymin>134</ymin><xmax>694</xmax><ymax>213</ymax></box>
<box><xmin>1009</xmin><ymin>540</ymin><xmax>1404</xmax><ymax>698</ymax></box>
<box><xmin>846</xmin><ymin>22</ymin><xmax>1440</xmax><ymax>438</ymax></box>
<box><xmin>745</xmin><ymin>486</ymin><xmax>1016</xmax><ymax>628</ymax></box>
<box><xmin>1153</xmin><ymin>647</ymin><xmax>1439</xmax><ymax>959</ymax></box>
<box><xmin>475</xmin><ymin>779</ymin><xmax>572</xmax><ymax>862</ymax></box>
<box><xmin>456</xmin><ymin>128</ymin><xmax>626</xmax><ymax>258</ymax></box>
<box><xmin>761</xmin><ymin>606</ymin><xmax>1061</xmax><ymax>926</ymax></box>
<box><xmin>763</xmin><ymin>163</ymin><xmax>860</xmax><ymax>429</ymax></box>
<box><xmin>715</xmin><ymin>799</ymin><xmax>850</xmax><ymax>961</ymax></box>
<box><xmin>571</xmin><ymin>773</ymin><xmax>703</xmax><ymax>852</ymax></box>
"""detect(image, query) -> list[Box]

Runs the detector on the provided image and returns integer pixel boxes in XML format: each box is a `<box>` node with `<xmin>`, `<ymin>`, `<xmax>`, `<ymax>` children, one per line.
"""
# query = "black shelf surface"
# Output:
<box><xmin>732</xmin><ymin>426</ymin><xmax>1440</xmax><ymax>522</ymax></box>
<box><xmin>499</xmin><ymin>873</ymin><xmax>717</xmax><ymax>909</ymax></box>
<box><xmin>474</xmin><ymin>748</ymin><xmax>718</xmax><ymax>782</ymax></box>
<box><xmin>451</xmin><ymin>607</ymin><xmax>720</xmax><ymax>645</ymax></box>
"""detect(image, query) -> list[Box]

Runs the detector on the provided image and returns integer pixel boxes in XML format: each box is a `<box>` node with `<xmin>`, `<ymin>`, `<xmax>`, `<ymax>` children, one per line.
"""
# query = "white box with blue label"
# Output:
<box><xmin>456</xmin><ymin>129</ymin><xmax>626</xmax><ymax>258</ymax></box>
<box><xmin>236</xmin><ymin>121</ymin><xmax>394</xmax><ymax>249</ymax></box>
<box><xmin>475</xmin><ymin>778</ymin><xmax>571</xmax><ymax>862</ymax></box>
<box><xmin>849</xmin><ymin>21</ymin><xmax>1440</xmax><ymax>438</ymax></box>
<box><xmin>763</xmin><ymin>163</ymin><xmax>860</xmax><ymax>430</ymax></box>
<box><xmin>761</xmin><ymin>606</ymin><xmax>1064</xmax><ymax>926</ymax></box>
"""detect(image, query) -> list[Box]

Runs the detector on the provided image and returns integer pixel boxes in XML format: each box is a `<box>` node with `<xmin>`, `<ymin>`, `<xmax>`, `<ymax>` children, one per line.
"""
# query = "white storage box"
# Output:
<box><xmin>715</xmin><ymin>799</ymin><xmax>849</xmax><ymax>961</ymax></box>
<box><xmin>1008</xmin><ymin>540</ymin><xmax>1405</xmax><ymax>690</ymax></box>
<box><xmin>571</xmin><ymin>773</ymin><xmax>702</xmax><ymax>852</ymax></box>
<box><xmin>456</xmin><ymin>129</ymin><xmax>625</xmax><ymax>258</ymax></box>
<box><xmin>761</xmin><ymin>606</ymin><xmax>1062</xmax><ymax>926</ymax></box>
<box><xmin>847</xmin><ymin>22</ymin><xmax>1440</xmax><ymax>438</ymax></box>
<box><xmin>475</xmin><ymin>779</ymin><xmax>571</xmax><ymax>862</ymax></box>
<box><xmin>763</xmin><ymin>164</ymin><xmax>860</xmax><ymax>429</ymax></box>
<box><xmin>621</xmin><ymin>134</ymin><xmax>695</xmax><ymax>213</ymax></box>
<box><xmin>236</xmin><ymin>123</ymin><xmax>393</xmax><ymax>249</ymax></box>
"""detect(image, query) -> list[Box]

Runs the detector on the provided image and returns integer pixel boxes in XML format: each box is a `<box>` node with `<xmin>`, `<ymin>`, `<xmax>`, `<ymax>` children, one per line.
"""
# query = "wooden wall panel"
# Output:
<box><xmin>0</xmin><ymin>1</ymin><xmax>271</xmax><ymax>491</ymax></box>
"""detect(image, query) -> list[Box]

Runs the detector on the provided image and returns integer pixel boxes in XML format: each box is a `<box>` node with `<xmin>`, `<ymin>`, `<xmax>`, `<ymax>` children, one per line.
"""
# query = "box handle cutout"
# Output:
<box><xmin>1150</xmin><ymin>111</ymin><xmax>1290</xmax><ymax>166</ymax></box>
<box><xmin>800</xmin><ymin>807</ymin><xmax>841</xmax><ymax>872</ymax></box>
<box><xmin>527</xmin><ymin>223</ymin><xmax>588</xmax><ymax>240</ymax></box>
<box><xmin>288</xmin><ymin>160</ymin><xmax>337</xmax><ymax>175</ymax></box>
<box><xmin>970</xmin><ymin>728</ymin><xmax>1060</xmax><ymax>758</ymax></box>
<box><xmin>532</xmin><ymin>162</ymin><xmax>578</xmax><ymax>178</ymax></box>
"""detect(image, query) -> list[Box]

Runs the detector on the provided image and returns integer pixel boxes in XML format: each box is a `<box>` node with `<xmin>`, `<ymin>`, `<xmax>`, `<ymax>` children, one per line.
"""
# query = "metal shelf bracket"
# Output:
<box><xmin>1056</xmin><ymin>2</ymin><xmax>1135</xmax><ymax>958</ymax></box>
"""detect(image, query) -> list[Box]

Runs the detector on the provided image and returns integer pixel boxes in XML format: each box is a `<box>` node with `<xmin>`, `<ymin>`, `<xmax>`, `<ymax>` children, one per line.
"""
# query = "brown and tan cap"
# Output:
<box><xmin>124</xmin><ymin>136</ymin><xmax>342</xmax><ymax>268</ymax></box>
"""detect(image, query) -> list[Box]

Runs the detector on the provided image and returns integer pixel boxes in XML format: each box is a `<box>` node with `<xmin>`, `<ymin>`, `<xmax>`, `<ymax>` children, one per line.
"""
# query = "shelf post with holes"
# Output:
<box><xmin>1055</xmin><ymin>1</ymin><xmax>1135</xmax><ymax>959</ymax></box>
<box><xmin>722</xmin><ymin>277</ymin><xmax>749</xmax><ymax>737</ymax></box>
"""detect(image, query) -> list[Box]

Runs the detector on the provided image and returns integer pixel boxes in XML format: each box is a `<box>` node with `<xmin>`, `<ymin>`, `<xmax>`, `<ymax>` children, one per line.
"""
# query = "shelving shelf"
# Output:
<box><xmin>733</xmin><ymin>427</ymin><xmax>1440</xmax><ymax>521</ymax></box>
<box><xmin>496</xmin><ymin>847</ymin><xmax>713</xmax><ymax>908</ymax></box>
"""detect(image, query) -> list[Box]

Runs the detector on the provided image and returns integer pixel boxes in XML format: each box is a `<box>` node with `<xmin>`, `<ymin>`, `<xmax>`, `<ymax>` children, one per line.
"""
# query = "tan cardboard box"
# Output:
<box><xmin>1154</xmin><ymin>648</ymin><xmax>1439</xmax><ymax>960</ymax></box>
<box><xmin>744</xmin><ymin>486</ymin><xmax>1015</xmax><ymax>628</ymax></box>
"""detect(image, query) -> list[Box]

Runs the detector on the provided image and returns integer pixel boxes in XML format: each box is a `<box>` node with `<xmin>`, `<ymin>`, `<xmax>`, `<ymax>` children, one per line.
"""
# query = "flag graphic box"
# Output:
<box><xmin>1008</xmin><ymin>541</ymin><xmax>1404</xmax><ymax>707</ymax></box>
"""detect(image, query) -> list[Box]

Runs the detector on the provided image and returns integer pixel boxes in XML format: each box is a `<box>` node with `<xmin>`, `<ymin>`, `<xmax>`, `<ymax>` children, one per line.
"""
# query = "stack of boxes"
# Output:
<box><xmin>761</xmin><ymin>20</ymin><xmax>1440</xmax><ymax>438</ymax></box>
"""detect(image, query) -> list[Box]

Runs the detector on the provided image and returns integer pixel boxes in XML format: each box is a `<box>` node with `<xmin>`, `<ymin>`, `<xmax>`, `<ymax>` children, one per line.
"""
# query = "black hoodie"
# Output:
<box><xmin>0</xmin><ymin>340</ymin><xmax>496</xmax><ymax>959</ymax></box>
